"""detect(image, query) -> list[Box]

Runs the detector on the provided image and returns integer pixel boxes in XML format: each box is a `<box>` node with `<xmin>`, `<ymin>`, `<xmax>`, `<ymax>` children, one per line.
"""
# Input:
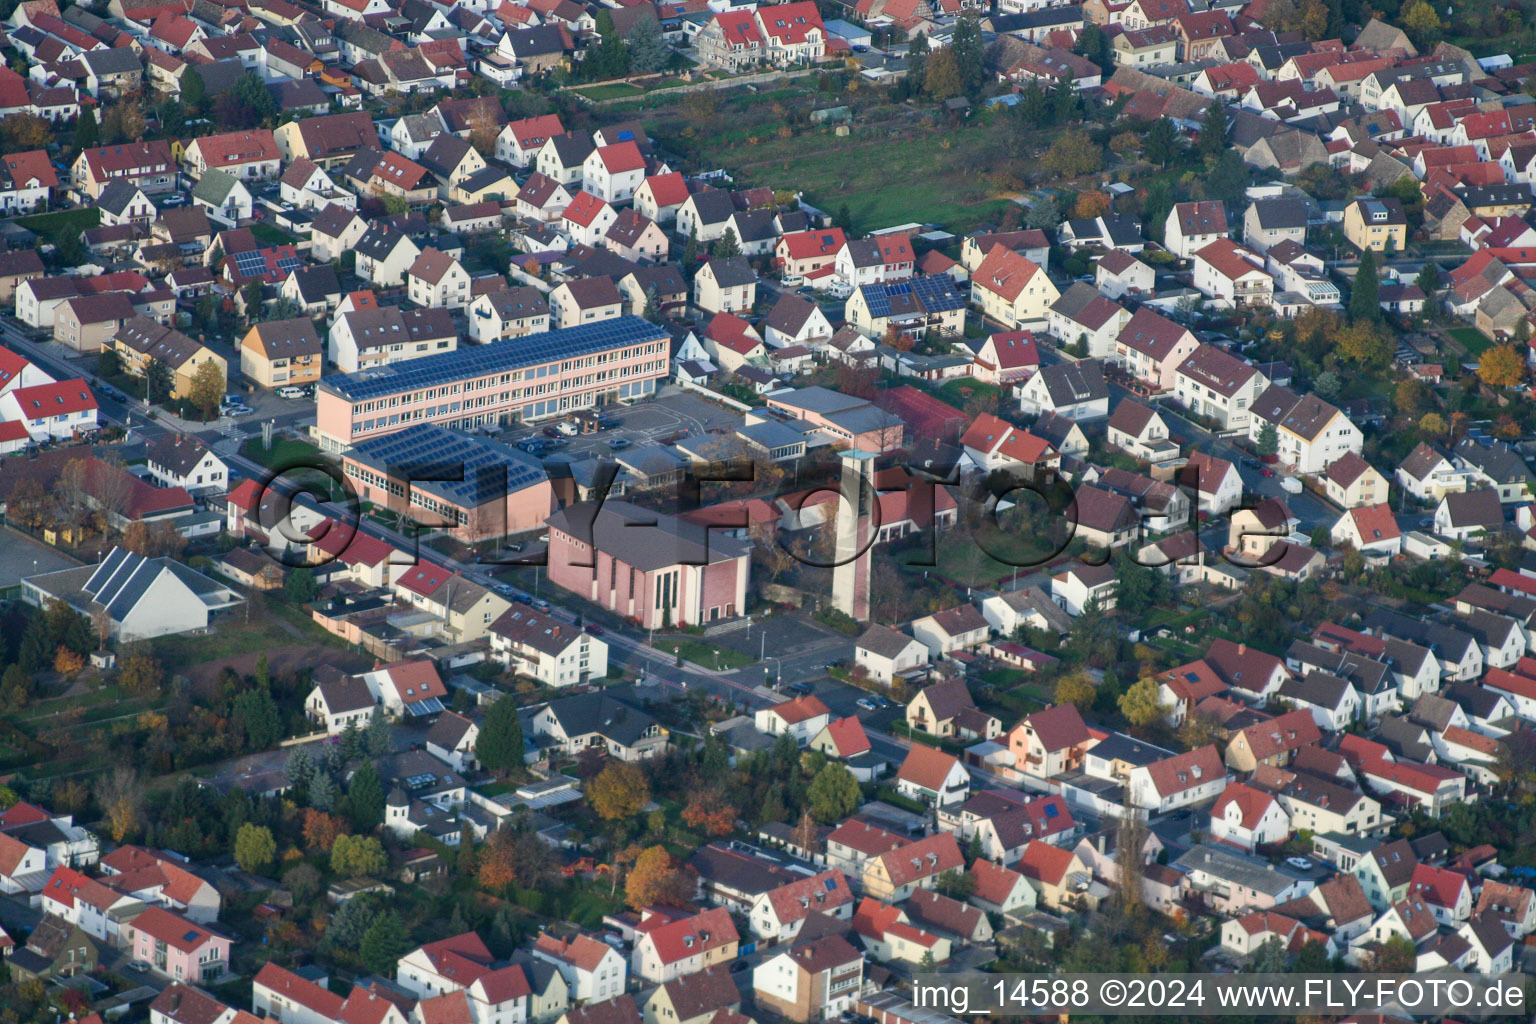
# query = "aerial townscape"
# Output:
<box><xmin>6</xmin><ymin>0</ymin><xmax>1536</xmax><ymax>1017</ymax></box>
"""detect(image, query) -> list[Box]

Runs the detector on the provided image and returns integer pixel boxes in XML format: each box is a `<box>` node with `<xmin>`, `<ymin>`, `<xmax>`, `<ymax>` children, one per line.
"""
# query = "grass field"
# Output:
<box><xmin>898</xmin><ymin>519</ymin><xmax>1058</xmax><ymax>589</ymax></box>
<box><xmin>577</xmin><ymin>82</ymin><xmax>648</xmax><ymax>100</ymax></box>
<box><xmin>932</xmin><ymin>379</ymin><xmax>1001</xmax><ymax>411</ymax></box>
<box><xmin>716</xmin><ymin>118</ymin><xmax>1015</xmax><ymax>234</ymax></box>
<box><xmin>241</xmin><ymin>436</ymin><xmax>326</xmax><ymax>470</ymax></box>
<box><xmin>251</xmin><ymin>223</ymin><xmax>297</xmax><ymax>245</ymax></box>
<box><xmin>662</xmin><ymin>638</ymin><xmax>755</xmax><ymax>670</ymax></box>
<box><xmin>1448</xmin><ymin>326</ymin><xmax>1494</xmax><ymax>358</ymax></box>
<box><xmin>19</xmin><ymin>207</ymin><xmax>100</xmax><ymax>245</ymax></box>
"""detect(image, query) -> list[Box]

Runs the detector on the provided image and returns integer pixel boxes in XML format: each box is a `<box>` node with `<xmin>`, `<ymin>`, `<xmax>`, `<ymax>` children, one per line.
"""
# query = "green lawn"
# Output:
<box><xmin>251</xmin><ymin>223</ymin><xmax>297</xmax><ymax>245</ymax></box>
<box><xmin>1448</xmin><ymin>327</ymin><xmax>1493</xmax><ymax>357</ymax></box>
<box><xmin>18</xmin><ymin>207</ymin><xmax>100</xmax><ymax>246</ymax></box>
<box><xmin>898</xmin><ymin>528</ymin><xmax>1057</xmax><ymax>589</ymax></box>
<box><xmin>662</xmin><ymin>638</ymin><xmax>755</xmax><ymax>670</ymax></box>
<box><xmin>714</xmin><ymin>117</ymin><xmax>1015</xmax><ymax>235</ymax></box>
<box><xmin>241</xmin><ymin>436</ymin><xmax>326</xmax><ymax>470</ymax></box>
<box><xmin>932</xmin><ymin>378</ymin><xmax>1001</xmax><ymax>411</ymax></box>
<box><xmin>577</xmin><ymin>83</ymin><xmax>648</xmax><ymax>100</ymax></box>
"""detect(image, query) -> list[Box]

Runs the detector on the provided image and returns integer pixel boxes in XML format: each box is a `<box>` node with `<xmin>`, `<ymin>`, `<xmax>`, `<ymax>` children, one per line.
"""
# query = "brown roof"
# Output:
<box><xmin>1234</xmin><ymin>707</ymin><xmax>1320</xmax><ymax>760</ymax></box>
<box><xmin>246</xmin><ymin>316</ymin><xmax>320</xmax><ymax>359</ymax></box>
<box><xmin>1018</xmin><ymin>703</ymin><xmax>1089</xmax><ymax>752</ymax></box>
<box><xmin>903</xmin><ymin>888</ymin><xmax>984</xmax><ymax>938</ymax></box>
<box><xmin>1141</xmin><ymin>744</ymin><xmax>1223</xmax><ymax>797</ymax></box>
<box><xmin>913</xmin><ymin>679</ymin><xmax>976</xmax><ymax>722</ymax></box>
<box><xmin>655</xmin><ymin>967</ymin><xmax>739</xmax><ymax>1021</ymax></box>
<box><xmin>895</xmin><ymin>744</ymin><xmax>962</xmax><ymax>792</ymax></box>
<box><xmin>874</xmin><ymin>832</ymin><xmax>963</xmax><ymax>887</ymax></box>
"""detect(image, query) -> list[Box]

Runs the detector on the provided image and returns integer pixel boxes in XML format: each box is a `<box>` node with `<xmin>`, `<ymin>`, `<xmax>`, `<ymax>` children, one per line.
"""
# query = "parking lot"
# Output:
<box><xmin>493</xmin><ymin>387</ymin><xmax>744</xmax><ymax>459</ymax></box>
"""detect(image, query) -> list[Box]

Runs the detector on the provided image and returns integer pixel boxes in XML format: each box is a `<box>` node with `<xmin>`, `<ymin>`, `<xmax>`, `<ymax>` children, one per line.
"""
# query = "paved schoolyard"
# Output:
<box><xmin>0</xmin><ymin>526</ymin><xmax>81</xmax><ymax>589</ymax></box>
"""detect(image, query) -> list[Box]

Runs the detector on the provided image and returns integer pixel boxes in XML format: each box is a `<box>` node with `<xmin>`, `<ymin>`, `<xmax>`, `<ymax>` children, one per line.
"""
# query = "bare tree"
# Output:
<box><xmin>92</xmin><ymin>455</ymin><xmax>134</xmax><ymax>533</ymax></box>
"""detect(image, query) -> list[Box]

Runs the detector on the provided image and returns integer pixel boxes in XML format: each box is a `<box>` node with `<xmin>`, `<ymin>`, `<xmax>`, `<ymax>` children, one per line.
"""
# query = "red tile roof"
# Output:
<box><xmin>895</xmin><ymin>743</ymin><xmax>961</xmax><ymax>792</ymax></box>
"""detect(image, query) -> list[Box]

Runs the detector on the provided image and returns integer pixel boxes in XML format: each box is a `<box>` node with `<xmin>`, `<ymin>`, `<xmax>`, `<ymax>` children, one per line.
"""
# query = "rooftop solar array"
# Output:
<box><xmin>348</xmin><ymin>422</ymin><xmax>547</xmax><ymax>505</ymax></box>
<box><xmin>320</xmin><ymin>315</ymin><xmax>668</xmax><ymax>402</ymax></box>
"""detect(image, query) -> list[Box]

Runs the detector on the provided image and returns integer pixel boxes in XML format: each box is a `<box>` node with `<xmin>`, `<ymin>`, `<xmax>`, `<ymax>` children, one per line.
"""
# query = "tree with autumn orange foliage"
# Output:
<box><xmin>588</xmin><ymin>761</ymin><xmax>651</xmax><ymax>821</ymax></box>
<box><xmin>478</xmin><ymin>826</ymin><xmax>519</xmax><ymax>891</ymax></box>
<box><xmin>1071</xmin><ymin>191</ymin><xmax>1111</xmax><ymax>220</ymax></box>
<box><xmin>625</xmin><ymin>845</ymin><xmax>694</xmax><ymax>909</ymax></box>
<box><xmin>1478</xmin><ymin>344</ymin><xmax>1525</xmax><ymax>388</ymax></box>
<box><xmin>53</xmin><ymin>647</ymin><xmax>84</xmax><ymax>677</ymax></box>
<box><xmin>681</xmin><ymin>787</ymin><xmax>737</xmax><ymax>836</ymax></box>
<box><xmin>302</xmin><ymin>809</ymin><xmax>345</xmax><ymax>852</ymax></box>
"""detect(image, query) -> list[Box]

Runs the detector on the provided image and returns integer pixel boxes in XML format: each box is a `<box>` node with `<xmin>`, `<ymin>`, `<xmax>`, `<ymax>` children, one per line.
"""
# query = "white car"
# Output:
<box><xmin>276</xmin><ymin>386</ymin><xmax>307</xmax><ymax>399</ymax></box>
<box><xmin>1286</xmin><ymin>857</ymin><xmax>1312</xmax><ymax>870</ymax></box>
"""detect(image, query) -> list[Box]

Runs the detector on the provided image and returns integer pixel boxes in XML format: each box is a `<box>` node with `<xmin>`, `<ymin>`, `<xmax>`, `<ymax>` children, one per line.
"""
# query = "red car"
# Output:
<box><xmin>1260</xmin><ymin>467</ymin><xmax>1275</xmax><ymax>478</ymax></box>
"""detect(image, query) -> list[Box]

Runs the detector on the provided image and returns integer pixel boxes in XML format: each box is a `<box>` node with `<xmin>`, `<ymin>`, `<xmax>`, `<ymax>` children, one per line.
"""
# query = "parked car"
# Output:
<box><xmin>587</xmin><ymin>625</ymin><xmax>604</xmax><ymax>636</ymax></box>
<box><xmin>608</xmin><ymin>437</ymin><xmax>632</xmax><ymax>450</ymax></box>
<box><xmin>277</xmin><ymin>386</ymin><xmax>307</xmax><ymax>399</ymax></box>
<box><xmin>856</xmin><ymin>697</ymin><xmax>877</xmax><ymax>711</ymax></box>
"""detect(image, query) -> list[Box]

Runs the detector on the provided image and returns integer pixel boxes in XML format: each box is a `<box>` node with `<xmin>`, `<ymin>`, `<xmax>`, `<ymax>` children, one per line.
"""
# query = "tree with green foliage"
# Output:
<box><xmin>326</xmin><ymin>895</ymin><xmax>379</xmax><ymax>949</ymax></box>
<box><xmin>286</xmin><ymin>566</ymin><xmax>317</xmax><ymax>603</ymax></box>
<box><xmin>584</xmin><ymin>10</ymin><xmax>631</xmax><ymax>80</ymax></box>
<box><xmin>682</xmin><ymin>227</ymin><xmax>699</xmax><ymax>279</ymax></box>
<box><xmin>72</xmin><ymin>109</ymin><xmax>98</xmax><ymax>153</ymax></box>
<box><xmin>233</xmin><ymin>685</ymin><xmax>282</xmax><ymax>752</ymax></box>
<box><xmin>1074</xmin><ymin>23</ymin><xmax>1109</xmax><ymax>69</ymax></box>
<box><xmin>1256</xmin><ymin>421</ymin><xmax>1278</xmax><ymax>457</ymax></box>
<box><xmin>1042</xmin><ymin>130</ymin><xmax>1102</xmax><ymax>177</ymax></box>
<box><xmin>1198</xmin><ymin>101</ymin><xmax>1228</xmax><ymax>160</ymax></box>
<box><xmin>145</xmin><ymin>359</ymin><xmax>172</xmax><ymax>403</ymax></box>
<box><xmin>365</xmin><ymin>706</ymin><xmax>392</xmax><ymax>757</ymax></box>
<box><xmin>477</xmin><ymin>695</ymin><xmax>525</xmax><ymax>777</ymax></box>
<box><xmin>1144</xmin><ymin>116</ymin><xmax>1179</xmax><ymax>168</ymax></box>
<box><xmin>181</xmin><ymin>67</ymin><xmax>208</xmax><ymax>114</ymax></box>
<box><xmin>806</xmin><ymin>763</ymin><xmax>860</xmax><ymax>823</ymax></box>
<box><xmin>214</xmin><ymin>73</ymin><xmax>278</xmax><ymax>129</ymax></box>
<box><xmin>97</xmin><ymin>348</ymin><xmax>120</xmax><ymax>379</ymax></box>
<box><xmin>712</xmin><ymin>227</ymin><xmax>741</xmax><ymax>259</ymax></box>
<box><xmin>1118</xmin><ymin>677</ymin><xmax>1166</xmax><ymax>728</ymax></box>
<box><xmin>233</xmin><ymin>823</ymin><xmax>276</xmax><ymax>874</ymax></box>
<box><xmin>923</xmin><ymin>47</ymin><xmax>963</xmax><ymax>100</ymax></box>
<box><xmin>1017</xmin><ymin>84</ymin><xmax>1048</xmax><ymax>127</ymax></box>
<box><xmin>285</xmin><ymin>747</ymin><xmax>316</xmax><ymax>792</ymax></box>
<box><xmin>950</xmin><ymin>15</ymin><xmax>984</xmax><ymax>95</ymax></box>
<box><xmin>331</xmin><ymin>833</ymin><xmax>388</xmax><ymax>876</ymax></box>
<box><xmin>906</xmin><ymin>31</ymin><xmax>929</xmax><ymax>89</ymax></box>
<box><xmin>188</xmin><ymin>359</ymin><xmax>224</xmax><ymax>422</ymax></box>
<box><xmin>1349</xmin><ymin>248</ymin><xmax>1381</xmax><ymax>323</ymax></box>
<box><xmin>1115</xmin><ymin>556</ymin><xmax>1168</xmax><ymax>616</ymax></box>
<box><xmin>309</xmin><ymin>770</ymin><xmax>339</xmax><ymax>812</ymax></box>
<box><xmin>348</xmin><ymin>759</ymin><xmax>385</xmax><ymax>831</ymax></box>
<box><xmin>1049</xmin><ymin>76</ymin><xmax>1078</xmax><ymax>122</ymax></box>
<box><xmin>1204</xmin><ymin>149</ymin><xmax>1249</xmax><ymax>203</ymax></box>
<box><xmin>1416</xmin><ymin>260</ymin><xmax>1441</xmax><ymax>299</ymax></box>
<box><xmin>626</xmin><ymin>18</ymin><xmax>670</xmax><ymax>73</ymax></box>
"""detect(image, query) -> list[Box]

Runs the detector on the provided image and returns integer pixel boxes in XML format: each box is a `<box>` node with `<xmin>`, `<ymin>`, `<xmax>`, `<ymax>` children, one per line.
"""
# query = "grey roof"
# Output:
<box><xmin>1250</xmin><ymin>197</ymin><xmax>1308</xmax><ymax>230</ymax></box>
<box><xmin>547</xmin><ymin>499</ymin><xmax>748</xmax><ymax>571</ymax></box>
<box><xmin>1455</xmin><ymin>438</ymin><xmax>1534</xmax><ymax>486</ymax></box>
<box><xmin>97</xmin><ymin>179</ymin><xmax>144</xmax><ymax>217</ymax></box>
<box><xmin>996</xmin><ymin>585</ymin><xmax>1072</xmax><ymax>634</ymax></box>
<box><xmin>1034</xmin><ymin>359</ymin><xmax>1108</xmax><ymax>408</ymax></box>
<box><xmin>543</xmin><ymin>692</ymin><xmax>658</xmax><ymax>747</ymax></box>
<box><xmin>703</xmin><ymin>256</ymin><xmax>755</xmax><ymax>288</ymax></box>
<box><xmin>82</xmin><ymin>47</ymin><xmax>141</xmax><ymax>75</ymax></box>
<box><xmin>192</xmin><ymin>168</ymin><xmax>242</xmax><ymax>205</ymax></box>
<box><xmin>82</xmin><ymin>546</ymin><xmax>224</xmax><ymax>623</ymax></box>
<box><xmin>287</xmin><ymin>264</ymin><xmax>341</xmax><ymax>304</ymax></box>
<box><xmin>1174</xmin><ymin>843</ymin><xmax>1309</xmax><ymax>895</ymax></box>
<box><xmin>857</xmin><ymin>623</ymin><xmax>920</xmax><ymax>659</ymax></box>
<box><xmin>147</xmin><ymin>435</ymin><xmax>218</xmax><ymax>478</ymax></box>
